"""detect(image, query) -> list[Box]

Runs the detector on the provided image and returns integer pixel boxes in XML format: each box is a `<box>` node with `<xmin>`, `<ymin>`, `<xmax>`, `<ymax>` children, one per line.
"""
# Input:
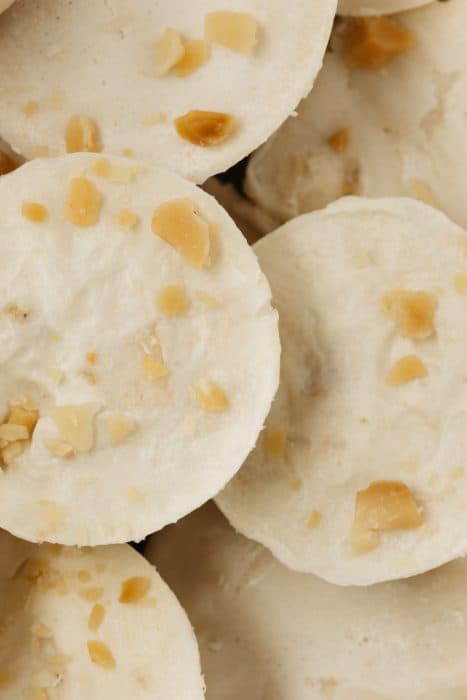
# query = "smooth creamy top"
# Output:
<box><xmin>0</xmin><ymin>0</ymin><xmax>336</xmax><ymax>183</ymax></box>
<box><xmin>0</xmin><ymin>153</ymin><xmax>279</xmax><ymax>545</ymax></box>
<box><xmin>218</xmin><ymin>197</ymin><xmax>467</xmax><ymax>585</ymax></box>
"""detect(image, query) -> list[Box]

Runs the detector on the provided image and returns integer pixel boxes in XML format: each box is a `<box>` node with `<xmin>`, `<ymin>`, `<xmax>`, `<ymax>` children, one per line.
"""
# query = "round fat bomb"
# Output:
<box><xmin>0</xmin><ymin>531</ymin><xmax>204</xmax><ymax>699</ymax></box>
<box><xmin>217</xmin><ymin>197</ymin><xmax>467</xmax><ymax>585</ymax></box>
<box><xmin>338</xmin><ymin>0</ymin><xmax>433</xmax><ymax>15</ymax></box>
<box><xmin>0</xmin><ymin>153</ymin><xmax>279</xmax><ymax>545</ymax></box>
<box><xmin>0</xmin><ymin>0</ymin><xmax>337</xmax><ymax>184</ymax></box>
<box><xmin>245</xmin><ymin>1</ymin><xmax>467</xmax><ymax>229</ymax></box>
<box><xmin>148</xmin><ymin>503</ymin><xmax>467</xmax><ymax>700</ymax></box>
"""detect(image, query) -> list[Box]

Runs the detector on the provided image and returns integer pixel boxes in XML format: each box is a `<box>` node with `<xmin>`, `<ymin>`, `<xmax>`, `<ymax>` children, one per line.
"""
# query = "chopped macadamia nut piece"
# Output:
<box><xmin>175</xmin><ymin>40</ymin><xmax>211</xmax><ymax>77</ymax></box>
<box><xmin>23</xmin><ymin>100</ymin><xmax>38</xmax><ymax>117</ymax></box>
<box><xmin>308</xmin><ymin>510</ymin><xmax>321</xmax><ymax>529</ymax></box>
<box><xmin>142</xmin><ymin>354</ymin><xmax>168</xmax><ymax>380</ymax></box>
<box><xmin>49</xmin><ymin>403</ymin><xmax>100</xmax><ymax>453</ymax></box>
<box><xmin>264</xmin><ymin>426</ymin><xmax>287</xmax><ymax>459</ymax></box>
<box><xmin>154</xmin><ymin>28</ymin><xmax>185</xmax><ymax>77</ymax></box>
<box><xmin>65</xmin><ymin>115</ymin><xmax>101</xmax><ymax>153</ymax></box>
<box><xmin>0</xmin><ymin>423</ymin><xmax>29</xmax><ymax>442</ymax></box>
<box><xmin>156</xmin><ymin>285</ymin><xmax>191</xmax><ymax>317</ymax></box>
<box><xmin>327</xmin><ymin>127</ymin><xmax>349</xmax><ymax>154</ymax></box>
<box><xmin>92</xmin><ymin>157</ymin><xmax>110</xmax><ymax>178</ymax></box>
<box><xmin>87</xmin><ymin>640</ymin><xmax>116</xmax><ymax>669</ymax></box>
<box><xmin>107</xmin><ymin>415</ymin><xmax>136</xmax><ymax>446</ymax></box>
<box><xmin>205</xmin><ymin>11</ymin><xmax>259</xmax><ymax>54</ymax></box>
<box><xmin>382</xmin><ymin>289</ymin><xmax>437</xmax><ymax>339</ymax></box>
<box><xmin>175</xmin><ymin>111</ymin><xmax>236</xmax><ymax>147</ymax></box>
<box><xmin>344</xmin><ymin>17</ymin><xmax>416</xmax><ymax>70</ymax></box>
<box><xmin>1</xmin><ymin>440</ymin><xmax>26</xmax><ymax>465</ymax></box>
<box><xmin>454</xmin><ymin>274</ymin><xmax>467</xmax><ymax>294</ymax></box>
<box><xmin>88</xmin><ymin>603</ymin><xmax>106</xmax><ymax>631</ymax></box>
<box><xmin>0</xmin><ymin>151</ymin><xmax>16</xmax><ymax>176</ymax></box>
<box><xmin>353</xmin><ymin>480</ymin><xmax>423</xmax><ymax>539</ymax></box>
<box><xmin>45</xmin><ymin>439</ymin><xmax>75</xmax><ymax>458</ymax></box>
<box><xmin>7</xmin><ymin>404</ymin><xmax>39</xmax><ymax>435</ymax></box>
<box><xmin>119</xmin><ymin>576</ymin><xmax>151</xmax><ymax>604</ymax></box>
<box><xmin>386</xmin><ymin>355</ymin><xmax>427</xmax><ymax>386</ymax></box>
<box><xmin>152</xmin><ymin>198</ymin><xmax>210</xmax><ymax>268</ymax></box>
<box><xmin>351</xmin><ymin>527</ymin><xmax>380</xmax><ymax>554</ymax></box>
<box><xmin>4</xmin><ymin>302</ymin><xmax>28</xmax><ymax>320</ymax></box>
<box><xmin>21</xmin><ymin>201</ymin><xmax>48</xmax><ymax>223</ymax></box>
<box><xmin>196</xmin><ymin>379</ymin><xmax>229</xmax><ymax>413</ymax></box>
<box><xmin>65</xmin><ymin>177</ymin><xmax>103</xmax><ymax>227</ymax></box>
<box><xmin>86</xmin><ymin>351</ymin><xmax>98</xmax><ymax>365</ymax></box>
<box><xmin>117</xmin><ymin>208</ymin><xmax>139</xmax><ymax>231</ymax></box>
<box><xmin>79</xmin><ymin>586</ymin><xmax>104</xmax><ymax>602</ymax></box>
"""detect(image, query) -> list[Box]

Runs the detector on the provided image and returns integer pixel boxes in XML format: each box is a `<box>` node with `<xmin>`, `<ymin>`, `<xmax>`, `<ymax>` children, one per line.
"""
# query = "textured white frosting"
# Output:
<box><xmin>0</xmin><ymin>153</ymin><xmax>280</xmax><ymax>545</ymax></box>
<box><xmin>246</xmin><ymin>0</ymin><xmax>467</xmax><ymax>229</ymax></box>
<box><xmin>338</xmin><ymin>0</ymin><xmax>433</xmax><ymax>15</ymax></box>
<box><xmin>148</xmin><ymin>503</ymin><xmax>467</xmax><ymax>700</ymax></box>
<box><xmin>0</xmin><ymin>0</ymin><xmax>336</xmax><ymax>183</ymax></box>
<box><xmin>218</xmin><ymin>197</ymin><xmax>467</xmax><ymax>585</ymax></box>
<box><xmin>0</xmin><ymin>530</ymin><xmax>204</xmax><ymax>699</ymax></box>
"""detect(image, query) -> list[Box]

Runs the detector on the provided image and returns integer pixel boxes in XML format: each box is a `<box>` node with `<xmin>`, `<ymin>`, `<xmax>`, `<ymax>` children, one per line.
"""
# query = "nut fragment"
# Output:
<box><xmin>382</xmin><ymin>289</ymin><xmax>437</xmax><ymax>339</ymax></box>
<box><xmin>308</xmin><ymin>510</ymin><xmax>321</xmax><ymax>529</ymax></box>
<box><xmin>117</xmin><ymin>208</ymin><xmax>139</xmax><ymax>231</ymax></box>
<box><xmin>344</xmin><ymin>17</ymin><xmax>416</xmax><ymax>70</ymax></box>
<box><xmin>327</xmin><ymin>127</ymin><xmax>349</xmax><ymax>154</ymax></box>
<box><xmin>45</xmin><ymin>439</ymin><xmax>75</xmax><ymax>459</ymax></box>
<box><xmin>107</xmin><ymin>414</ymin><xmax>136</xmax><ymax>446</ymax></box>
<box><xmin>86</xmin><ymin>351</ymin><xmax>98</xmax><ymax>365</ymax></box>
<box><xmin>22</xmin><ymin>201</ymin><xmax>48</xmax><ymax>223</ymax></box>
<box><xmin>7</xmin><ymin>404</ymin><xmax>38</xmax><ymax>435</ymax></box>
<box><xmin>119</xmin><ymin>576</ymin><xmax>151</xmax><ymax>604</ymax></box>
<box><xmin>175</xmin><ymin>110</ymin><xmax>235</xmax><ymax>147</ymax></box>
<box><xmin>142</xmin><ymin>354</ymin><xmax>168</xmax><ymax>380</ymax></box>
<box><xmin>175</xmin><ymin>40</ymin><xmax>211</xmax><ymax>77</ymax></box>
<box><xmin>386</xmin><ymin>355</ymin><xmax>427</xmax><ymax>386</ymax></box>
<box><xmin>65</xmin><ymin>115</ymin><xmax>101</xmax><ymax>153</ymax></box>
<box><xmin>87</xmin><ymin>640</ymin><xmax>116</xmax><ymax>669</ymax></box>
<box><xmin>49</xmin><ymin>403</ymin><xmax>101</xmax><ymax>454</ymax></box>
<box><xmin>152</xmin><ymin>198</ymin><xmax>210</xmax><ymax>268</ymax></box>
<box><xmin>65</xmin><ymin>177</ymin><xmax>103</xmax><ymax>228</ymax></box>
<box><xmin>154</xmin><ymin>27</ymin><xmax>185</xmax><ymax>76</ymax></box>
<box><xmin>263</xmin><ymin>426</ymin><xmax>287</xmax><ymax>459</ymax></box>
<box><xmin>195</xmin><ymin>379</ymin><xmax>229</xmax><ymax>413</ymax></box>
<box><xmin>352</xmin><ymin>480</ymin><xmax>423</xmax><ymax>553</ymax></box>
<box><xmin>156</xmin><ymin>285</ymin><xmax>191</xmax><ymax>317</ymax></box>
<box><xmin>88</xmin><ymin>604</ymin><xmax>106</xmax><ymax>632</ymax></box>
<box><xmin>0</xmin><ymin>424</ymin><xmax>29</xmax><ymax>442</ymax></box>
<box><xmin>23</xmin><ymin>100</ymin><xmax>39</xmax><ymax>117</ymax></box>
<box><xmin>205</xmin><ymin>11</ymin><xmax>259</xmax><ymax>54</ymax></box>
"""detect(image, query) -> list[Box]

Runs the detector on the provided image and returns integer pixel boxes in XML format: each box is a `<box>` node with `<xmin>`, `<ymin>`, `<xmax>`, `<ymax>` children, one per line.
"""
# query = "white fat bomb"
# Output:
<box><xmin>218</xmin><ymin>197</ymin><xmax>467</xmax><ymax>586</ymax></box>
<box><xmin>0</xmin><ymin>0</ymin><xmax>337</xmax><ymax>184</ymax></box>
<box><xmin>148</xmin><ymin>503</ymin><xmax>467</xmax><ymax>700</ymax></box>
<box><xmin>0</xmin><ymin>153</ymin><xmax>280</xmax><ymax>545</ymax></box>
<box><xmin>245</xmin><ymin>0</ymin><xmax>467</xmax><ymax>228</ymax></box>
<box><xmin>338</xmin><ymin>0</ymin><xmax>433</xmax><ymax>15</ymax></box>
<box><xmin>0</xmin><ymin>531</ymin><xmax>204</xmax><ymax>699</ymax></box>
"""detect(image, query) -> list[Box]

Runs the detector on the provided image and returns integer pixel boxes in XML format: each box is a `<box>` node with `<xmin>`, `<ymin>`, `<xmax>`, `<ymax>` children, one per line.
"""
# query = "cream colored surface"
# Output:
<box><xmin>0</xmin><ymin>531</ymin><xmax>204</xmax><ymax>699</ymax></box>
<box><xmin>148</xmin><ymin>504</ymin><xmax>467</xmax><ymax>700</ymax></box>
<box><xmin>0</xmin><ymin>153</ymin><xmax>280</xmax><ymax>545</ymax></box>
<box><xmin>218</xmin><ymin>197</ymin><xmax>467</xmax><ymax>585</ymax></box>
<box><xmin>0</xmin><ymin>0</ymin><xmax>336</xmax><ymax>183</ymax></box>
<box><xmin>338</xmin><ymin>0</ymin><xmax>433</xmax><ymax>15</ymax></box>
<box><xmin>246</xmin><ymin>1</ymin><xmax>467</xmax><ymax>228</ymax></box>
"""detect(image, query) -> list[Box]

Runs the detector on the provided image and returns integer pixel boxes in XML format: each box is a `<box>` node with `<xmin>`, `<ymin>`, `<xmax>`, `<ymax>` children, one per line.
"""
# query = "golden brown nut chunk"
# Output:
<box><xmin>353</xmin><ymin>480</ymin><xmax>422</xmax><ymax>539</ymax></box>
<box><xmin>264</xmin><ymin>426</ymin><xmax>287</xmax><ymax>459</ymax></box>
<box><xmin>327</xmin><ymin>127</ymin><xmax>349</xmax><ymax>154</ymax></box>
<box><xmin>308</xmin><ymin>510</ymin><xmax>321</xmax><ymax>529</ymax></box>
<box><xmin>87</xmin><ymin>640</ymin><xmax>116</xmax><ymax>669</ymax></box>
<box><xmin>117</xmin><ymin>208</ymin><xmax>139</xmax><ymax>231</ymax></box>
<box><xmin>65</xmin><ymin>177</ymin><xmax>103</xmax><ymax>228</ymax></box>
<box><xmin>382</xmin><ymin>289</ymin><xmax>437</xmax><ymax>339</ymax></box>
<box><xmin>21</xmin><ymin>201</ymin><xmax>48</xmax><ymax>223</ymax></box>
<box><xmin>119</xmin><ymin>576</ymin><xmax>151</xmax><ymax>604</ymax></box>
<box><xmin>0</xmin><ymin>151</ymin><xmax>17</xmax><ymax>176</ymax></box>
<box><xmin>344</xmin><ymin>17</ymin><xmax>416</xmax><ymax>70</ymax></box>
<box><xmin>49</xmin><ymin>403</ymin><xmax>100</xmax><ymax>454</ymax></box>
<box><xmin>65</xmin><ymin>115</ymin><xmax>101</xmax><ymax>153</ymax></box>
<box><xmin>175</xmin><ymin>110</ymin><xmax>235</xmax><ymax>147</ymax></box>
<box><xmin>154</xmin><ymin>27</ymin><xmax>185</xmax><ymax>76</ymax></box>
<box><xmin>156</xmin><ymin>285</ymin><xmax>191</xmax><ymax>317</ymax></box>
<box><xmin>196</xmin><ymin>379</ymin><xmax>229</xmax><ymax>413</ymax></box>
<box><xmin>106</xmin><ymin>414</ymin><xmax>136</xmax><ymax>446</ymax></box>
<box><xmin>88</xmin><ymin>604</ymin><xmax>106</xmax><ymax>632</ymax></box>
<box><xmin>23</xmin><ymin>100</ymin><xmax>38</xmax><ymax>117</ymax></box>
<box><xmin>205</xmin><ymin>11</ymin><xmax>259</xmax><ymax>54</ymax></box>
<box><xmin>176</xmin><ymin>40</ymin><xmax>211</xmax><ymax>77</ymax></box>
<box><xmin>152</xmin><ymin>198</ymin><xmax>210</xmax><ymax>268</ymax></box>
<box><xmin>386</xmin><ymin>355</ymin><xmax>427</xmax><ymax>386</ymax></box>
<box><xmin>142</xmin><ymin>353</ymin><xmax>168</xmax><ymax>380</ymax></box>
<box><xmin>0</xmin><ymin>423</ymin><xmax>28</xmax><ymax>442</ymax></box>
